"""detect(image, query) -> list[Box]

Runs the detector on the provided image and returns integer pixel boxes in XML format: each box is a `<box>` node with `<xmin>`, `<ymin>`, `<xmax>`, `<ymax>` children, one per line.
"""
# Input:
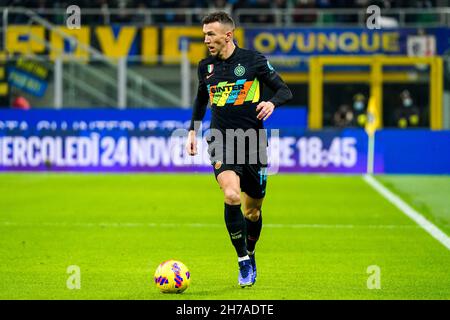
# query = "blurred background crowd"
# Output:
<box><xmin>3</xmin><ymin>0</ymin><xmax>440</xmax><ymax>25</ymax></box>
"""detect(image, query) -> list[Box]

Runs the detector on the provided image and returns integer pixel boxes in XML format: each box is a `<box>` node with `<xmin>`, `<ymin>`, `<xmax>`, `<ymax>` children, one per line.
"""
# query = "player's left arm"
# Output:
<box><xmin>254</xmin><ymin>53</ymin><xmax>293</xmax><ymax>121</ymax></box>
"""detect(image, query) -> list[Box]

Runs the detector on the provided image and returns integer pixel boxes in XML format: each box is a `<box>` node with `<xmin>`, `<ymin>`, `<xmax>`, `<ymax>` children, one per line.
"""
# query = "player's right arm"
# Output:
<box><xmin>186</xmin><ymin>62</ymin><xmax>209</xmax><ymax>156</ymax></box>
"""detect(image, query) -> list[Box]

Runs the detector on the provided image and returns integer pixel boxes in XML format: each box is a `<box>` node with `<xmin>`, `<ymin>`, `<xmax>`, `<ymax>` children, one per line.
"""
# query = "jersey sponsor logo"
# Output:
<box><xmin>207</xmin><ymin>78</ymin><xmax>260</xmax><ymax>107</ymax></box>
<box><xmin>234</xmin><ymin>64</ymin><xmax>245</xmax><ymax>77</ymax></box>
<box><xmin>206</xmin><ymin>73</ymin><xmax>214</xmax><ymax>79</ymax></box>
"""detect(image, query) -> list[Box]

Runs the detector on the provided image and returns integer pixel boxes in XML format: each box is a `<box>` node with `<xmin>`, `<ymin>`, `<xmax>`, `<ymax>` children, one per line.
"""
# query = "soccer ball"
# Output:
<box><xmin>154</xmin><ymin>260</ymin><xmax>191</xmax><ymax>293</ymax></box>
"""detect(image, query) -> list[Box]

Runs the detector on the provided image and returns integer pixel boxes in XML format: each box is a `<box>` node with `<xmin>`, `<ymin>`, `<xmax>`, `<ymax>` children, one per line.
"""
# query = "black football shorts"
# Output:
<box><xmin>212</xmin><ymin>160</ymin><xmax>268</xmax><ymax>199</ymax></box>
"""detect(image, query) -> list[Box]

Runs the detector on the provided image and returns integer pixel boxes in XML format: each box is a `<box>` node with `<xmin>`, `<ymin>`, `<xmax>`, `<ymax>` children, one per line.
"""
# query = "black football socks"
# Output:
<box><xmin>224</xmin><ymin>203</ymin><xmax>248</xmax><ymax>258</ymax></box>
<box><xmin>245</xmin><ymin>212</ymin><xmax>262</xmax><ymax>254</ymax></box>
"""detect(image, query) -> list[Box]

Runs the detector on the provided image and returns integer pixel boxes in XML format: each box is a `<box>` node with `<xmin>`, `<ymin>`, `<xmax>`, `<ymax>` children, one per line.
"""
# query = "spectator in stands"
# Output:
<box><xmin>11</xmin><ymin>93</ymin><xmax>31</xmax><ymax>110</ymax></box>
<box><xmin>394</xmin><ymin>90</ymin><xmax>420</xmax><ymax>128</ymax></box>
<box><xmin>292</xmin><ymin>0</ymin><xmax>317</xmax><ymax>24</ymax></box>
<box><xmin>352</xmin><ymin>92</ymin><xmax>367</xmax><ymax>127</ymax></box>
<box><xmin>94</xmin><ymin>0</ymin><xmax>112</xmax><ymax>25</ymax></box>
<box><xmin>131</xmin><ymin>1</ymin><xmax>148</xmax><ymax>24</ymax></box>
<box><xmin>333</xmin><ymin>104</ymin><xmax>354</xmax><ymax>128</ymax></box>
<box><xmin>114</xmin><ymin>0</ymin><xmax>133</xmax><ymax>23</ymax></box>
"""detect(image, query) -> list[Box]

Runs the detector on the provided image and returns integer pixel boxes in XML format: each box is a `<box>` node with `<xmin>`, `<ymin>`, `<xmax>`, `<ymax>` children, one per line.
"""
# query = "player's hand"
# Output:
<box><xmin>256</xmin><ymin>101</ymin><xmax>275</xmax><ymax>121</ymax></box>
<box><xmin>185</xmin><ymin>130</ymin><xmax>197</xmax><ymax>156</ymax></box>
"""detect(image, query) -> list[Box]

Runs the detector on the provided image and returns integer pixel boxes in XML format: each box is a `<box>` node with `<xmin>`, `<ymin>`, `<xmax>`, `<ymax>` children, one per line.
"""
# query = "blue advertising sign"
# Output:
<box><xmin>375</xmin><ymin>129</ymin><xmax>450</xmax><ymax>174</ymax></box>
<box><xmin>0</xmin><ymin>109</ymin><xmax>448</xmax><ymax>174</ymax></box>
<box><xmin>0</xmin><ymin>108</ymin><xmax>369</xmax><ymax>173</ymax></box>
<box><xmin>8</xmin><ymin>67</ymin><xmax>48</xmax><ymax>97</ymax></box>
<box><xmin>7</xmin><ymin>58</ymin><xmax>50</xmax><ymax>97</ymax></box>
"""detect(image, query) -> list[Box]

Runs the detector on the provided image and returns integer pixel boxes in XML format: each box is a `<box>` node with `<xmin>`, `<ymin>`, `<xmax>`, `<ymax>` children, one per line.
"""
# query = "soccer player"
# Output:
<box><xmin>185</xmin><ymin>11</ymin><xmax>292</xmax><ymax>287</ymax></box>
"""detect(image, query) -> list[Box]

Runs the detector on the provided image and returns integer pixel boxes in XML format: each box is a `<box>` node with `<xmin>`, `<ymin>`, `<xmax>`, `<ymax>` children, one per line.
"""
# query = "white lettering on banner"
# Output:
<box><xmin>0</xmin><ymin>135</ymin><xmax>101</xmax><ymax>167</ymax></box>
<box><xmin>27</xmin><ymin>137</ymin><xmax>41</xmax><ymax>167</ymax></box>
<box><xmin>138</xmin><ymin>121</ymin><xmax>159</xmax><ymax>131</ymax></box>
<box><xmin>1</xmin><ymin>137</ymin><xmax>12</xmax><ymax>166</ymax></box>
<box><xmin>100</xmin><ymin>137</ymin><xmax>115</xmax><ymax>167</ymax></box>
<box><xmin>116</xmin><ymin>138</ymin><xmax>128</xmax><ymax>166</ymax></box>
<box><xmin>55</xmin><ymin>137</ymin><xmax>65</xmax><ymax>166</ymax></box>
<box><xmin>129</xmin><ymin>137</ymin><xmax>146</xmax><ymax>166</ymax></box>
<box><xmin>37</xmin><ymin>121</ymin><xmax>58</xmax><ymax>131</ymax></box>
<box><xmin>20</xmin><ymin>122</ymin><xmax>28</xmax><ymax>131</ymax></box>
<box><xmin>100</xmin><ymin>137</ymin><xmax>129</xmax><ymax>167</ymax></box>
<box><xmin>280</xmin><ymin>137</ymin><xmax>296</xmax><ymax>167</ymax></box>
<box><xmin>91</xmin><ymin>134</ymin><xmax>100</xmax><ymax>166</ymax></box>
<box><xmin>0</xmin><ymin>121</ymin><xmax>25</xmax><ymax>131</ymax></box>
<box><xmin>342</xmin><ymin>138</ymin><xmax>357</xmax><ymax>167</ymax></box>
<box><xmin>12</xmin><ymin>137</ymin><xmax>27</xmax><ymax>166</ymax></box>
<box><xmin>65</xmin><ymin>137</ymin><xmax>77</xmax><ymax>166</ymax></box>
<box><xmin>145</xmin><ymin>137</ymin><xmax>161</xmax><ymax>166</ymax></box>
<box><xmin>2</xmin><ymin>120</ymin><xmax>201</xmax><ymax>132</ymax></box>
<box><xmin>170</xmin><ymin>137</ymin><xmax>183</xmax><ymax>166</ymax></box>
<box><xmin>77</xmin><ymin>137</ymin><xmax>92</xmax><ymax>167</ymax></box>
<box><xmin>296</xmin><ymin>136</ymin><xmax>358</xmax><ymax>168</ymax></box>
<box><xmin>129</xmin><ymin>136</ymin><xmax>209</xmax><ymax>167</ymax></box>
<box><xmin>74</xmin><ymin>121</ymin><xmax>88</xmax><ymax>131</ymax></box>
<box><xmin>160</xmin><ymin>137</ymin><xmax>172</xmax><ymax>166</ymax></box>
<box><xmin>41</xmin><ymin>136</ymin><xmax>55</xmax><ymax>165</ymax></box>
<box><xmin>0</xmin><ymin>135</ymin><xmax>358</xmax><ymax>169</ymax></box>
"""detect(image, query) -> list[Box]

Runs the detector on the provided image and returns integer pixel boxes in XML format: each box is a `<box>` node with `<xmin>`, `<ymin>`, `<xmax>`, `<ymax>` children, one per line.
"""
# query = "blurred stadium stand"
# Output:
<box><xmin>1</xmin><ymin>0</ymin><xmax>446</xmax><ymax>26</ymax></box>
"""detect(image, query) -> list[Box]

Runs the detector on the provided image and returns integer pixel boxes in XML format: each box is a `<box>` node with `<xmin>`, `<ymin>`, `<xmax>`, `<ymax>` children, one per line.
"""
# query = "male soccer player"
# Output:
<box><xmin>185</xmin><ymin>12</ymin><xmax>292</xmax><ymax>287</ymax></box>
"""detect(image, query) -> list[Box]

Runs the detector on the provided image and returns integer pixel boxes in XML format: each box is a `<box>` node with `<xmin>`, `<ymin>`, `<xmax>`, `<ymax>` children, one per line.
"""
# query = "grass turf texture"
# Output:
<box><xmin>0</xmin><ymin>174</ymin><xmax>449</xmax><ymax>299</ymax></box>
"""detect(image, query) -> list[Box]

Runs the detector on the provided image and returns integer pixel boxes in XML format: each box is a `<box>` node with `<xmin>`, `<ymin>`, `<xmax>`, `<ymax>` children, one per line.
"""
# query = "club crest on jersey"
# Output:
<box><xmin>234</xmin><ymin>64</ymin><xmax>245</xmax><ymax>77</ymax></box>
<box><xmin>214</xmin><ymin>160</ymin><xmax>222</xmax><ymax>170</ymax></box>
<box><xmin>207</xmin><ymin>64</ymin><xmax>214</xmax><ymax>73</ymax></box>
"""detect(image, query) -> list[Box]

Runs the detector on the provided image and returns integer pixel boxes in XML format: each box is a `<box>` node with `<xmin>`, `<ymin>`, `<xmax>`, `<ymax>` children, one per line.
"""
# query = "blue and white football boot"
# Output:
<box><xmin>238</xmin><ymin>259</ymin><xmax>254</xmax><ymax>288</ymax></box>
<box><xmin>249</xmin><ymin>252</ymin><xmax>257</xmax><ymax>285</ymax></box>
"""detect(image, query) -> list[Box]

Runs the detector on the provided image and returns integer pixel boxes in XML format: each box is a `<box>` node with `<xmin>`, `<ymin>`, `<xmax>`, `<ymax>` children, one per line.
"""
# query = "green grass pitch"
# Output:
<box><xmin>0</xmin><ymin>173</ymin><xmax>449</xmax><ymax>299</ymax></box>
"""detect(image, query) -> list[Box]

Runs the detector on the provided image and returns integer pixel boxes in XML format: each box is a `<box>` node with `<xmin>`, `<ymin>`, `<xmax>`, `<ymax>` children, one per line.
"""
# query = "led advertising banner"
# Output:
<box><xmin>0</xmin><ymin>109</ymin><xmax>448</xmax><ymax>174</ymax></box>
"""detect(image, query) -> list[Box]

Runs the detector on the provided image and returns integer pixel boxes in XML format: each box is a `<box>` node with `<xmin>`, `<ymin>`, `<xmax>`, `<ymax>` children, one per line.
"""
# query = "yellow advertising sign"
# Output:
<box><xmin>252</xmin><ymin>31</ymin><xmax>400</xmax><ymax>54</ymax></box>
<box><xmin>95</xmin><ymin>26</ymin><xmax>137</xmax><ymax>59</ymax></box>
<box><xmin>5</xmin><ymin>25</ymin><xmax>243</xmax><ymax>64</ymax></box>
<box><xmin>49</xmin><ymin>27</ymin><xmax>90</xmax><ymax>61</ymax></box>
<box><xmin>142</xmin><ymin>27</ymin><xmax>158</xmax><ymax>64</ymax></box>
<box><xmin>6</xmin><ymin>26</ymin><xmax>46</xmax><ymax>55</ymax></box>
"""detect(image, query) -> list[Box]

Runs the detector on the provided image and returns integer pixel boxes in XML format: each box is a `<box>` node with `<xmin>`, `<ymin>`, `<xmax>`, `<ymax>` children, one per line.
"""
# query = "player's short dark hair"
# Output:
<box><xmin>202</xmin><ymin>11</ymin><xmax>235</xmax><ymax>29</ymax></box>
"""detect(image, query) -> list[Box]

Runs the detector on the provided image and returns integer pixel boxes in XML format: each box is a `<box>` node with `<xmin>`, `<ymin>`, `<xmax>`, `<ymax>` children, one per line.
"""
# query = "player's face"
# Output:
<box><xmin>203</xmin><ymin>22</ymin><xmax>231</xmax><ymax>57</ymax></box>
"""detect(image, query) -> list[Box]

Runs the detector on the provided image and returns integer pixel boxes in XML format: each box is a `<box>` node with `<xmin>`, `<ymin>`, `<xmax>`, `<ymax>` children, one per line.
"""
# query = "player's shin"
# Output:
<box><xmin>245</xmin><ymin>211</ymin><xmax>262</xmax><ymax>254</ymax></box>
<box><xmin>224</xmin><ymin>203</ymin><xmax>248</xmax><ymax>258</ymax></box>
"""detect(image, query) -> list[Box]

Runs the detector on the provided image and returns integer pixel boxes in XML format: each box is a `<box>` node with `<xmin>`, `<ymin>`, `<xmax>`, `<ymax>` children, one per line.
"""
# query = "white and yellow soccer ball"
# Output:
<box><xmin>154</xmin><ymin>260</ymin><xmax>191</xmax><ymax>293</ymax></box>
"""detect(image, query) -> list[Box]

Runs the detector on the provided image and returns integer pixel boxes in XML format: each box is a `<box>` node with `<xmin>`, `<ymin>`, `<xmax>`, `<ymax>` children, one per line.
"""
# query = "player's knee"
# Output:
<box><xmin>223</xmin><ymin>188</ymin><xmax>241</xmax><ymax>205</ymax></box>
<box><xmin>244</xmin><ymin>207</ymin><xmax>261</xmax><ymax>222</ymax></box>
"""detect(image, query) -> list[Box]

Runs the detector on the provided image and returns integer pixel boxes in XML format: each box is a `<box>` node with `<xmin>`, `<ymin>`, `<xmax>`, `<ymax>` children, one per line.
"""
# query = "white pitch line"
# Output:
<box><xmin>363</xmin><ymin>174</ymin><xmax>450</xmax><ymax>251</ymax></box>
<box><xmin>0</xmin><ymin>221</ymin><xmax>418</xmax><ymax>230</ymax></box>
